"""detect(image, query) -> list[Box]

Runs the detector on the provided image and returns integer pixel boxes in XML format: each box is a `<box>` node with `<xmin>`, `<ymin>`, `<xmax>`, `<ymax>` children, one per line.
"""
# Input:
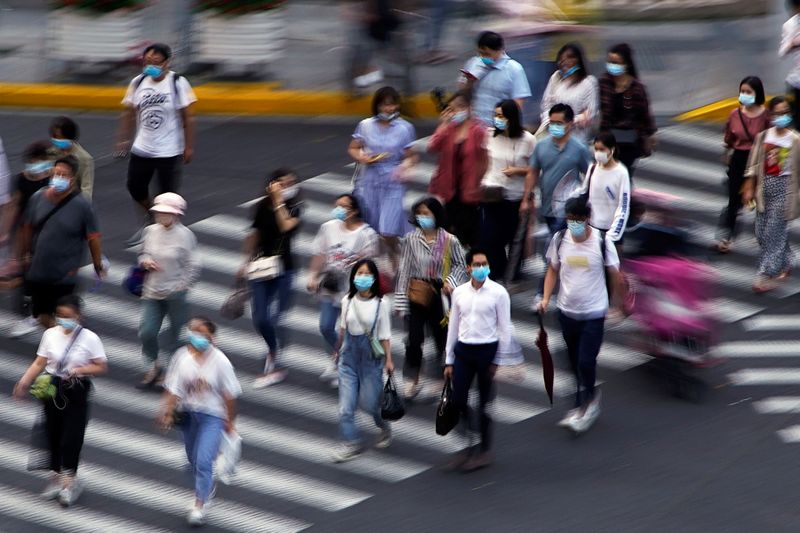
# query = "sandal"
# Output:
<box><xmin>136</xmin><ymin>366</ymin><xmax>164</xmax><ymax>390</ymax></box>
<box><xmin>752</xmin><ymin>276</ymin><xmax>775</xmax><ymax>294</ymax></box>
<box><xmin>712</xmin><ymin>240</ymin><xmax>732</xmax><ymax>254</ymax></box>
<box><xmin>777</xmin><ymin>269</ymin><xmax>792</xmax><ymax>281</ymax></box>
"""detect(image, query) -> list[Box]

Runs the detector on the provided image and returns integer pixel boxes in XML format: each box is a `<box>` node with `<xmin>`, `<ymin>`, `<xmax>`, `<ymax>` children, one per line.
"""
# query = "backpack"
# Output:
<box><xmin>553</xmin><ymin>228</ymin><xmax>613</xmax><ymax>298</ymax></box>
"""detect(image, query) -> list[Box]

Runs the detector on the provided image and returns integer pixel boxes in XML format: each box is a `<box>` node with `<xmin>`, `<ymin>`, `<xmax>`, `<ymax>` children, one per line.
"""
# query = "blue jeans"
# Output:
<box><xmin>558</xmin><ymin>312</ymin><xmax>605</xmax><ymax>408</ymax></box>
<box><xmin>182</xmin><ymin>412</ymin><xmax>224</xmax><ymax>504</ymax></box>
<box><xmin>423</xmin><ymin>0</ymin><xmax>452</xmax><ymax>51</ymax></box>
<box><xmin>250</xmin><ymin>272</ymin><xmax>294</xmax><ymax>357</ymax></box>
<box><xmin>452</xmin><ymin>341</ymin><xmax>498</xmax><ymax>452</ymax></box>
<box><xmin>139</xmin><ymin>291</ymin><xmax>189</xmax><ymax>363</ymax></box>
<box><xmin>319</xmin><ymin>299</ymin><xmax>340</xmax><ymax>353</ymax></box>
<box><xmin>338</xmin><ymin>332</ymin><xmax>387</xmax><ymax>444</ymax></box>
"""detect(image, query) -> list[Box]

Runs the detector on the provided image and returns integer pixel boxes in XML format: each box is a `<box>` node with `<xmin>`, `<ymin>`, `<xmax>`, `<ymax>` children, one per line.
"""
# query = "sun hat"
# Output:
<box><xmin>150</xmin><ymin>192</ymin><xmax>186</xmax><ymax>216</ymax></box>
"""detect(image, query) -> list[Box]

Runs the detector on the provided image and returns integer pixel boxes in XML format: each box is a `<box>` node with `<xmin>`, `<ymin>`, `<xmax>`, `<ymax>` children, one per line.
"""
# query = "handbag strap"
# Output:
<box><xmin>350</xmin><ymin>297</ymin><xmax>381</xmax><ymax>338</ymax></box>
<box><xmin>737</xmin><ymin>108</ymin><xmax>754</xmax><ymax>143</ymax></box>
<box><xmin>584</xmin><ymin>164</ymin><xmax>597</xmax><ymax>192</ymax></box>
<box><xmin>55</xmin><ymin>326</ymin><xmax>83</xmax><ymax>375</ymax></box>
<box><xmin>34</xmin><ymin>191</ymin><xmax>79</xmax><ymax>235</ymax></box>
<box><xmin>441</xmin><ymin>234</ymin><xmax>452</xmax><ymax>281</ymax></box>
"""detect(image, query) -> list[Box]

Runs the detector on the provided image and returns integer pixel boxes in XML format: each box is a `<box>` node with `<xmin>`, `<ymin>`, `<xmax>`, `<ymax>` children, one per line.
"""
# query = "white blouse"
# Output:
<box><xmin>482</xmin><ymin>130</ymin><xmax>537</xmax><ymax>201</ymax></box>
<box><xmin>540</xmin><ymin>71</ymin><xmax>599</xmax><ymax>143</ymax></box>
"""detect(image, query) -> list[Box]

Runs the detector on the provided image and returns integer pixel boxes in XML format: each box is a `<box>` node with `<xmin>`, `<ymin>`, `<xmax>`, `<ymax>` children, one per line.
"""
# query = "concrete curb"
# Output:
<box><xmin>0</xmin><ymin>82</ymin><xmax>440</xmax><ymax>118</ymax></box>
<box><xmin>674</xmin><ymin>97</ymin><xmax>739</xmax><ymax>124</ymax></box>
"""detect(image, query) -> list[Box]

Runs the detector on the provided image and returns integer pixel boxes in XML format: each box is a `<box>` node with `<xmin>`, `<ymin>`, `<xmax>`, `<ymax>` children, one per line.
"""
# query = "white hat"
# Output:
<box><xmin>150</xmin><ymin>192</ymin><xmax>186</xmax><ymax>216</ymax></box>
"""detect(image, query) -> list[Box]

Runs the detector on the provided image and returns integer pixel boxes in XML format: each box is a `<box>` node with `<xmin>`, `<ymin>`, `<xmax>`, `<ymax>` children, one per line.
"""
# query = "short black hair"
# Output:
<box><xmin>565</xmin><ymin>196</ymin><xmax>592</xmax><ymax>219</ymax></box>
<box><xmin>556</xmin><ymin>42</ymin><xmax>588</xmax><ymax>83</ymax></box>
<box><xmin>465</xmin><ymin>248</ymin><xmax>489</xmax><ymax>266</ymax></box>
<box><xmin>608</xmin><ymin>43</ymin><xmax>638</xmax><ymax>79</ymax></box>
<box><xmin>495</xmin><ymin>99</ymin><xmax>524</xmax><ymax>139</ymax></box>
<box><xmin>447</xmin><ymin>89</ymin><xmax>473</xmax><ymax>107</ymax></box>
<box><xmin>50</xmin><ymin>116</ymin><xmax>79</xmax><ymax>140</ymax></box>
<box><xmin>410</xmin><ymin>196</ymin><xmax>447</xmax><ymax>228</ymax></box>
<box><xmin>769</xmin><ymin>95</ymin><xmax>791</xmax><ymax>112</ymax></box>
<box><xmin>347</xmin><ymin>259</ymin><xmax>383</xmax><ymax>299</ymax></box>
<box><xmin>372</xmin><ymin>86</ymin><xmax>401</xmax><ymax>116</ymax></box>
<box><xmin>740</xmin><ymin>76</ymin><xmax>766</xmax><ymax>106</ymax></box>
<box><xmin>24</xmin><ymin>140</ymin><xmax>51</xmax><ymax>162</ymax></box>
<box><xmin>54</xmin><ymin>155</ymin><xmax>79</xmax><ymax>177</ymax></box>
<box><xmin>143</xmin><ymin>43</ymin><xmax>172</xmax><ymax>61</ymax></box>
<box><xmin>56</xmin><ymin>294</ymin><xmax>83</xmax><ymax>315</ymax></box>
<box><xmin>549</xmin><ymin>103</ymin><xmax>575</xmax><ymax>123</ymax></box>
<box><xmin>593</xmin><ymin>131</ymin><xmax>618</xmax><ymax>158</ymax></box>
<box><xmin>336</xmin><ymin>193</ymin><xmax>363</xmax><ymax>220</ymax></box>
<box><xmin>191</xmin><ymin>315</ymin><xmax>217</xmax><ymax>335</ymax></box>
<box><xmin>477</xmin><ymin>31</ymin><xmax>504</xmax><ymax>51</ymax></box>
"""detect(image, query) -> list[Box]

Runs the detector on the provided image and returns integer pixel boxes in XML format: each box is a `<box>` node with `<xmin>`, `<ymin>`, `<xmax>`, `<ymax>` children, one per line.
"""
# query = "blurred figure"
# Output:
<box><xmin>428</xmin><ymin>89</ymin><xmax>489</xmax><ymax>249</ymax></box>
<box><xmin>780</xmin><ymin>0</ymin><xmax>800</xmax><ymax>126</ymax></box>
<box><xmin>539</xmin><ymin>43</ymin><xmax>598</xmax><ymax>143</ymax></box>
<box><xmin>481</xmin><ymin>99</ymin><xmax>536</xmax><ymax>281</ymax></box>
<box><xmin>742</xmin><ymin>96</ymin><xmax>799</xmax><ymax>293</ymax></box>
<box><xmin>599</xmin><ymin>43</ymin><xmax>657</xmax><ymax>179</ymax></box>
<box><xmin>715</xmin><ymin>76</ymin><xmax>768</xmax><ymax>254</ymax></box>
<box><xmin>395</xmin><ymin>197</ymin><xmax>467</xmax><ymax>399</ymax></box>
<box><xmin>159</xmin><ymin>316</ymin><xmax>241</xmax><ymax>527</ymax></box>
<box><xmin>459</xmin><ymin>31</ymin><xmax>532</xmax><ymax>126</ymax></box>
<box><xmin>13</xmin><ymin>295</ymin><xmax>108</xmax><ymax>507</ymax></box>
<box><xmin>0</xmin><ymin>136</ymin><xmax>13</xmax><ymax>248</ymax></box>
<box><xmin>17</xmin><ymin>156</ymin><xmax>104</xmax><ymax>329</ymax></box>
<box><xmin>332</xmin><ymin>260</ymin><xmax>395</xmax><ymax>463</ymax></box>
<box><xmin>307</xmin><ymin>194</ymin><xmax>380</xmax><ymax>388</ymax></box>
<box><xmin>116</xmin><ymin>43</ymin><xmax>197</xmax><ymax>247</ymax></box>
<box><xmin>342</xmin><ymin>0</ymin><xmax>396</xmax><ymax>92</ymax></box>
<box><xmin>444</xmin><ymin>249</ymin><xmax>512</xmax><ymax>472</ymax></box>
<box><xmin>48</xmin><ymin>116</ymin><xmax>94</xmax><ymax>200</ymax></box>
<box><xmin>240</xmin><ymin>169</ymin><xmax>302</xmax><ymax>388</ymax></box>
<box><xmin>348</xmin><ymin>86</ymin><xmax>417</xmax><ymax>269</ymax></box>
<box><xmin>538</xmin><ymin>197</ymin><xmax>622</xmax><ymax>433</ymax></box>
<box><xmin>137</xmin><ymin>193</ymin><xmax>200</xmax><ymax>390</ymax></box>
<box><xmin>417</xmin><ymin>0</ymin><xmax>456</xmax><ymax>65</ymax></box>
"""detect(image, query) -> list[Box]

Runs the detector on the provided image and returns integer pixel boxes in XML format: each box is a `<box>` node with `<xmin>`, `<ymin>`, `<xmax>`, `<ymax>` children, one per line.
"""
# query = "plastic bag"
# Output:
<box><xmin>122</xmin><ymin>266</ymin><xmax>147</xmax><ymax>297</ymax></box>
<box><xmin>435</xmin><ymin>378</ymin><xmax>459</xmax><ymax>436</ymax></box>
<box><xmin>214</xmin><ymin>431</ymin><xmax>242</xmax><ymax>485</ymax></box>
<box><xmin>380</xmin><ymin>375</ymin><xmax>405</xmax><ymax>421</ymax></box>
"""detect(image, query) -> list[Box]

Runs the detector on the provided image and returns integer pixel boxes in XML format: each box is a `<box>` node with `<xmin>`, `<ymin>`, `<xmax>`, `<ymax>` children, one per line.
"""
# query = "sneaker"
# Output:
<box><xmin>557</xmin><ymin>408</ymin><xmax>580</xmax><ymax>428</ymax></box>
<box><xmin>375</xmin><ymin>427</ymin><xmax>392</xmax><ymax>449</ymax></box>
<box><xmin>332</xmin><ymin>443</ymin><xmax>362</xmax><ymax>463</ymax></box>
<box><xmin>461</xmin><ymin>451</ymin><xmax>494</xmax><ymax>472</ymax></box>
<box><xmin>570</xmin><ymin>393</ymin><xmax>601</xmax><ymax>433</ymax></box>
<box><xmin>41</xmin><ymin>478</ymin><xmax>62</xmax><ymax>501</ymax></box>
<box><xmin>329</xmin><ymin>378</ymin><xmax>339</xmax><ymax>389</ymax></box>
<box><xmin>319</xmin><ymin>361</ymin><xmax>338</xmax><ymax>382</ymax></box>
<box><xmin>58</xmin><ymin>479</ymin><xmax>83</xmax><ymax>507</ymax></box>
<box><xmin>187</xmin><ymin>506</ymin><xmax>206</xmax><ymax>526</ymax></box>
<box><xmin>10</xmin><ymin>316</ymin><xmax>40</xmax><ymax>338</ymax></box>
<box><xmin>252</xmin><ymin>369</ymin><xmax>288</xmax><ymax>389</ymax></box>
<box><xmin>354</xmin><ymin>69</ymin><xmax>384</xmax><ymax>88</ymax></box>
<box><xmin>404</xmin><ymin>381</ymin><xmax>422</xmax><ymax>400</ymax></box>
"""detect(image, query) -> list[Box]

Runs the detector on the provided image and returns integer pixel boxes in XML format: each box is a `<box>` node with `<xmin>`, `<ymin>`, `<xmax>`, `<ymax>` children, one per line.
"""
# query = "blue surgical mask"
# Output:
<box><xmin>451</xmin><ymin>111</ymin><xmax>469</xmax><ymax>125</ymax></box>
<box><xmin>26</xmin><ymin>161</ymin><xmax>53</xmax><ymax>174</ymax></box>
<box><xmin>51</xmin><ymin>138</ymin><xmax>72</xmax><ymax>151</ymax></box>
<box><xmin>50</xmin><ymin>175</ymin><xmax>70</xmax><ymax>193</ymax></box>
<box><xmin>188</xmin><ymin>332</ymin><xmax>211</xmax><ymax>352</ymax></box>
<box><xmin>332</xmin><ymin>206</ymin><xmax>348</xmax><ymax>221</ymax></box>
<box><xmin>480</xmin><ymin>56</ymin><xmax>495</xmax><ymax>66</ymax></box>
<box><xmin>773</xmin><ymin>114</ymin><xmax>792</xmax><ymax>129</ymax></box>
<box><xmin>56</xmin><ymin>317</ymin><xmax>78</xmax><ymax>331</ymax></box>
<box><xmin>493</xmin><ymin>117</ymin><xmax>508</xmax><ymax>131</ymax></box>
<box><xmin>549</xmin><ymin>123</ymin><xmax>566</xmax><ymax>139</ymax></box>
<box><xmin>738</xmin><ymin>92</ymin><xmax>756</xmax><ymax>106</ymax></box>
<box><xmin>354</xmin><ymin>274</ymin><xmax>375</xmax><ymax>292</ymax></box>
<box><xmin>377</xmin><ymin>112</ymin><xmax>398</xmax><ymax>122</ymax></box>
<box><xmin>143</xmin><ymin>65</ymin><xmax>162</xmax><ymax>78</ymax></box>
<box><xmin>471</xmin><ymin>265</ymin><xmax>490</xmax><ymax>282</ymax></box>
<box><xmin>568</xmin><ymin>220</ymin><xmax>587</xmax><ymax>238</ymax></box>
<box><xmin>606</xmin><ymin>62</ymin><xmax>626</xmax><ymax>76</ymax></box>
<box><xmin>561</xmin><ymin>65</ymin><xmax>580</xmax><ymax>78</ymax></box>
<box><xmin>416</xmin><ymin>214</ymin><xmax>435</xmax><ymax>230</ymax></box>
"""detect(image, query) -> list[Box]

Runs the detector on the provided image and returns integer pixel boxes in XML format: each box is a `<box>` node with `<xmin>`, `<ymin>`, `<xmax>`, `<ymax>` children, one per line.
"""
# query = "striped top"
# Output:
<box><xmin>395</xmin><ymin>228</ymin><xmax>468</xmax><ymax>313</ymax></box>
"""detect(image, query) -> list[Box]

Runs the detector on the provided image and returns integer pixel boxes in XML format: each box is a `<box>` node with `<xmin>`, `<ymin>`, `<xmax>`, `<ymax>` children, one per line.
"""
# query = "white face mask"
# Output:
<box><xmin>594</xmin><ymin>150</ymin><xmax>610</xmax><ymax>165</ymax></box>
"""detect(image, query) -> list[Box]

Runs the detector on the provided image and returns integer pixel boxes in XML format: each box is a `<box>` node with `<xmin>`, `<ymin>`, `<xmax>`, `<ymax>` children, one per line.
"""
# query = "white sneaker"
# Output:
<box><xmin>10</xmin><ymin>316</ymin><xmax>40</xmax><ymax>338</ymax></box>
<box><xmin>58</xmin><ymin>479</ymin><xmax>83</xmax><ymax>507</ymax></box>
<box><xmin>41</xmin><ymin>479</ymin><xmax>62</xmax><ymax>500</ymax></box>
<box><xmin>319</xmin><ymin>362</ymin><xmax>338</xmax><ymax>382</ymax></box>
<box><xmin>252</xmin><ymin>369</ymin><xmax>288</xmax><ymax>389</ymax></box>
<box><xmin>354</xmin><ymin>69</ymin><xmax>384</xmax><ymax>88</ymax></box>
<box><xmin>570</xmin><ymin>393</ymin><xmax>601</xmax><ymax>433</ymax></box>
<box><xmin>329</xmin><ymin>378</ymin><xmax>339</xmax><ymax>389</ymax></box>
<box><xmin>332</xmin><ymin>443</ymin><xmax>362</xmax><ymax>463</ymax></box>
<box><xmin>187</xmin><ymin>506</ymin><xmax>206</xmax><ymax>526</ymax></box>
<box><xmin>557</xmin><ymin>408</ymin><xmax>580</xmax><ymax>428</ymax></box>
<box><xmin>375</xmin><ymin>428</ymin><xmax>392</xmax><ymax>449</ymax></box>
<box><xmin>404</xmin><ymin>381</ymin><xmax>422</xmax><ymax>400</ymax></box>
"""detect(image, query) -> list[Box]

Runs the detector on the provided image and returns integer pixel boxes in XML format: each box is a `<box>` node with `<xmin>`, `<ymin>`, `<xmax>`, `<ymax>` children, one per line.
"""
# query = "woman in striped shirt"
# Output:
<box><xmin>394</xmin><ymin>197</ymin><xmax>467</xmax><ymax>399</ymax></box>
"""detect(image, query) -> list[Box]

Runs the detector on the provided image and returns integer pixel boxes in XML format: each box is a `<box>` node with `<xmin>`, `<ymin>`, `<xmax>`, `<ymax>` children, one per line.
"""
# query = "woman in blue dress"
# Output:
<box><xmin>348</xmin><ymin>86</ymin><xmax>417</xmax><ymax>270</ymax></box>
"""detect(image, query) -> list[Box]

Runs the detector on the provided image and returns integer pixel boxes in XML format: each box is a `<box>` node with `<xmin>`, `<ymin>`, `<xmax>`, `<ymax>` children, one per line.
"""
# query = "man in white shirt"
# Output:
<box><xmin>538</xmin><ymin>196</ymin><xmax>623</xmax><ymax>434</ymax></box>
<box><xmin>781</xmin><ymin>0</ymin><xmax>800</xmax><ymax>125</ymax></box>
<box><xmin>116</xmin><ymin>43</ymin><xmax>197</xmax><ymax>246</ymax></box>
<box><xmin>444</xmin><ymin>248</ymin><xmax>513</xmax><ymax>471</ymax></box>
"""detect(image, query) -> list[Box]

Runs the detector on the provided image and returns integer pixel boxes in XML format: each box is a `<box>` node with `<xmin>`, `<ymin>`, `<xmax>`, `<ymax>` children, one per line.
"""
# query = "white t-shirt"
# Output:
<box><xmin>780</xmin><ymin>14</ymin><xmax>800</xmax><ymax>89</ymax></box>
<box><xmin>37</xmin><ymin>326</ymin><xmax>107</xmax><ymax>378</ymax></box>
<box><xmin>122</xmin><ymin>72</ymin><xmax>197</xmax><ymax>158</ymax></box>
<box><xmin>577</xmin><ymin>163</ymin><xmax>631</xmax><ymax>241</ymax></box>
<box><xmin>483</xmin><ymin>130</ymin><xmax>537</xmax><ymax>201</ymax></box>
<box><xmin>164</xmin><ymin>346</ymin><xmax>242</xmax><ymax>420</ymax></box>
<box><xmin>312</xmin><ymin>220</ymin><xmax>379</xmax><ymax>301</ymax></box>
<box><xmin>546</xmin><ymin>229</ymin><xmax>620</xmax><ymax>319</ymax></box>
<box><xmin>340</xmin><ymin>295</ymin><xmax>391</xmax><ymax>340</ymax></box>
<box><xmin>764</xmin><ymin>128</ymin><xmax>795</xmax><ymax>177</ymax></box>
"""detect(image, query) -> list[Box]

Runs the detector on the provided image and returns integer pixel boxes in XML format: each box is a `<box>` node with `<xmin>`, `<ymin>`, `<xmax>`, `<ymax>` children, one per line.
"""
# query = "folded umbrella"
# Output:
<box><xmin>536</xmin><ymin>312</ymin><xmax>554</xmax><ymax>405</ymax></box>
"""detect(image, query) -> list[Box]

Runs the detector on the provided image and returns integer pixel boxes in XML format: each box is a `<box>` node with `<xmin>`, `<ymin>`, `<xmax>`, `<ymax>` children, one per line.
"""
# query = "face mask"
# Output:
<box><xmin>594</xmin><ymin>150</ymin><xmax>610</xmax><ymax>165</ymax></box>
<box><xmin>50</xmin><ymin>175</ymin><xmax>70</xmax><ymax>193</ymax></box>
<box><xmin>155</xmin><ymin>213</ymin><xmax>176</xmax><ymax>227</ymax></box>
<box><xmin>143</xmin><ymin>65</ymin><xmax>162</xmax><ymax>78</ymax></box>
<box><xmin>282</xmin><ymin>185</ymin><xmax>299</xmax><ymax>201</ymax></box>
<box><xmin>549</xmin><ymin>123</ymin><xmax>566</xmax><ymax>139</ymax></box>
<box><xmin>26</xmin><ymin>161</ymin><xmax>53</xmax><ymax>175</ymax></box>
<box><xmin>471</xmin><ymin>265</ymin><xmax>491</xmax><ymax>282</ymax></box>
<box><xmin>354</xmin><ymin>274</ymin><xmax>375</xmax><ymax>292</ymax></box>
<box><xmin>332</xmin><ymin>206</ymin><xmax>348</xmax><ymax>221</ymax></box>
<box><xmin>480</xmin><ymin>56</ymin><xmax>495</xmax><ymax>66</ymax></box>
<box><xmin>451</xmin><ymin>111</ymin><xmax>469</xmax><ymax>125</ymax></box>
<box><xmin>773</xmin><ymin>114</ymin><xmax>792</xmax><ymax>129</ymax></box>
<box><xmin>606</xmin><ymin>62</ymin><xmax>626</xmax><ymax>76</ymax></box>
<box><xmin>416</xmin><ymin>214</ymin><xmax>436</xmax><ymax>230</ymax></box>
<box><xmin>377</xmin><ymin>111</ymin><xmax>398</xmax><ymax>122</ymax></box>
<box><xmin>561</xmin><ymin>65</ymin><xmax>580</xmax><ymax>78</ymax></box>
<box><xmin>568</xmin><ymin>220</ymin><xmax>587</xmax><ymax>238</ymax></box>
<box><xmin>188</xmin><ymin>332</ymin><xmax>211</xmax><ymax>352</ymax></box>
<box><xmin>51</xmin><ymin>138</ymin><xmax>72</xmax><ymax>151</ymax></box>
<box><xmin>493</xmin><ymin>117</ymin><xmax>508</xmax><ymax>131</ymax></box>
<box><xmin>56</xmin><ymin>317</ymin><xmax>78</xmax><ymax>331</ymax></box>
<box><xmin>738</xmin><ymin>92</ymin><xmax>756</xmax><ymax>106</ymax></box>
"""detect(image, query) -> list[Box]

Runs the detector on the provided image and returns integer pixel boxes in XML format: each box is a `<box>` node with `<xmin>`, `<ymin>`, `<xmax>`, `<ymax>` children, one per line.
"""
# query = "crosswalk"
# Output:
<box><xmin>0</xmin><ymin>121</ymin><xmax>798</xmax><ymax>530</ymax></box>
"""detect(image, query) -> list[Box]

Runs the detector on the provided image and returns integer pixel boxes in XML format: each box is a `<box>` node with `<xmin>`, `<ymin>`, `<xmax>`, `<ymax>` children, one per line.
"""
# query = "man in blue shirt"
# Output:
<box><xmin>459</xmin><ymin>31</ymin><xmax>532</xmax><ymax>125</ymax></box>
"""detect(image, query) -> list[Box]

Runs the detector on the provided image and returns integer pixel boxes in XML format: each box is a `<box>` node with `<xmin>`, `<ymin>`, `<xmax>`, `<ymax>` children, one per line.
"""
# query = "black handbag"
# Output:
<box><xmin>380</xmin><ymin>375</ymin><xmax>405</xmax><ymax>421</ymax></box>
<box><xmin>435</xmin><ymin>378</ymin><xmax>460</xmax><ymax>436</ymax></box>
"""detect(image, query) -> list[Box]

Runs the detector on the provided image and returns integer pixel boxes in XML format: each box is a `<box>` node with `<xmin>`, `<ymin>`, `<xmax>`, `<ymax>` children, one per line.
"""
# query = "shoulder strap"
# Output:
<box><xmin>371</xmin><ymin>298</ymin><xmax>381</xmax><ymax>336</ymax></box>
<box><xmin>55</xmin><ymin>326</ymin><xmax>83</xmax><ymax>375</ymax></box>
<box><xmin>133</xmin><ymin>73</ymin><xmax>146</xmax><ymax>92</ymax></box>
<box><xmin>737</xmin><ymin>108</ymin><xmax>754</xmax><ymax>143</ymax></box>
<box><xmin>585</xmin><ymin>164</ymin><xmax>597</xmax><ymax>191</ymax></box>
<box><xmin>554</xmin><ymin>229</ymin><xmax>567</xmax><ymax>258</ymax></box>
<box><xmin>34</xmin><ymin>192</ymin><xmax>79</xmax><ymax>234</ymax></box>
<box><xmin>172</xmin><ymin>73</ymin><xmax>183</xmax><ymax>109</ymax></box>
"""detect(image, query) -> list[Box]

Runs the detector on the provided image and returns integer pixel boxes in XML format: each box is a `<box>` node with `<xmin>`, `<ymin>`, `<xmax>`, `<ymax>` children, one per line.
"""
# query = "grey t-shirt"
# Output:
<box><xmin>25</xmin><ymin>189</ymin><xmax>99</xmax><ymax>284</ymax></box>
<box><xmin>529</xmin><ymin>136</ymin><xmax>592</xmax><ymax>218</ymax></box>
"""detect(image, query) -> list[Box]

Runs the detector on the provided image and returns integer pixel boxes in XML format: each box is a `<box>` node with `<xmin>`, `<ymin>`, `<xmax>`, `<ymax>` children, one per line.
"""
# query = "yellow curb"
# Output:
<box><xmin>674</xmin><ymin>97</ymin><xmax>739</xmax><ymax>123</ymax></box>
<box><xmin>0</xmin><ymin>83</ymin><xmax>440</xmax><ymax>118</ymax></box>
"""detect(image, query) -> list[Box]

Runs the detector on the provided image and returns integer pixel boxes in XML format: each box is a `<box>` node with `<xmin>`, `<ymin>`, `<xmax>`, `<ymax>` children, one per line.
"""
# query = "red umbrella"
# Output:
<box><xmin>536</xmin><ymin>312</ymin><xmax>554</xmax><ymax>405</ymax></box>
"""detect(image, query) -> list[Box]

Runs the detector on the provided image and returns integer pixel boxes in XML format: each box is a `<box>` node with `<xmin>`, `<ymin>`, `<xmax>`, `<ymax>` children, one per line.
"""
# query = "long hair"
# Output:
<box><xmin>556</xmin><ymin>42</ymin><xmax>588</xmax><ymax>83</ymax></box>
<box><xmin>609</xmin><ymin>43</ymin><xmax>638</xmax><ymax>79</ymax></box>
<box><xmin>347</xmin><ymin>259</ymin><xmax>382</xmax><ymax>299</ymax></box>
<box><xmin>495</xmin><ymin>99</ymin><xmax>524</xmax><ymax>139</ymax></box>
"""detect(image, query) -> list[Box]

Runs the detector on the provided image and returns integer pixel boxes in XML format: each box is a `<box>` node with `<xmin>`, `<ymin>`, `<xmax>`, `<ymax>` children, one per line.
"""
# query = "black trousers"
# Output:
<box><xmin>480</xmin><ymin>199</ymin><xmax>522</xmax><ymax>281</ymax></box>
<box><xmin>445</xmin><ymin>196</ymin><xmax>480</xmax><ymax>249</ymax></box>
<box><xmin>719</xmin><ymin>149</ymin><xmax>750</xmax><ymax>241</ymax></box>
<box><xmin>404</xmin><ymin>289</ymin><xmax>447</xmax><ymax>381</ymax></box>
<box><xmin>793</xmin><ymin>86</ymin><xmax>800</xmax><ymax>127</ymax></box>
<box><xmin>44</xmin><ymin>378</ymin><xmax>91</xmax><ymax>474</ymax></box>
<box><xmin>616</xmin><ymin>142</ymin><xmax>642</xmax><ymax>181</ymax></box>
<box><xmin>127</xmin><ymin>153</ymin><xmax>182</xmax><ymax>203</ymax></box>
<box><xmin>452</xmin><ymin>341</ymin><xmax>498</xmax><ymax>452</ymax></box>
